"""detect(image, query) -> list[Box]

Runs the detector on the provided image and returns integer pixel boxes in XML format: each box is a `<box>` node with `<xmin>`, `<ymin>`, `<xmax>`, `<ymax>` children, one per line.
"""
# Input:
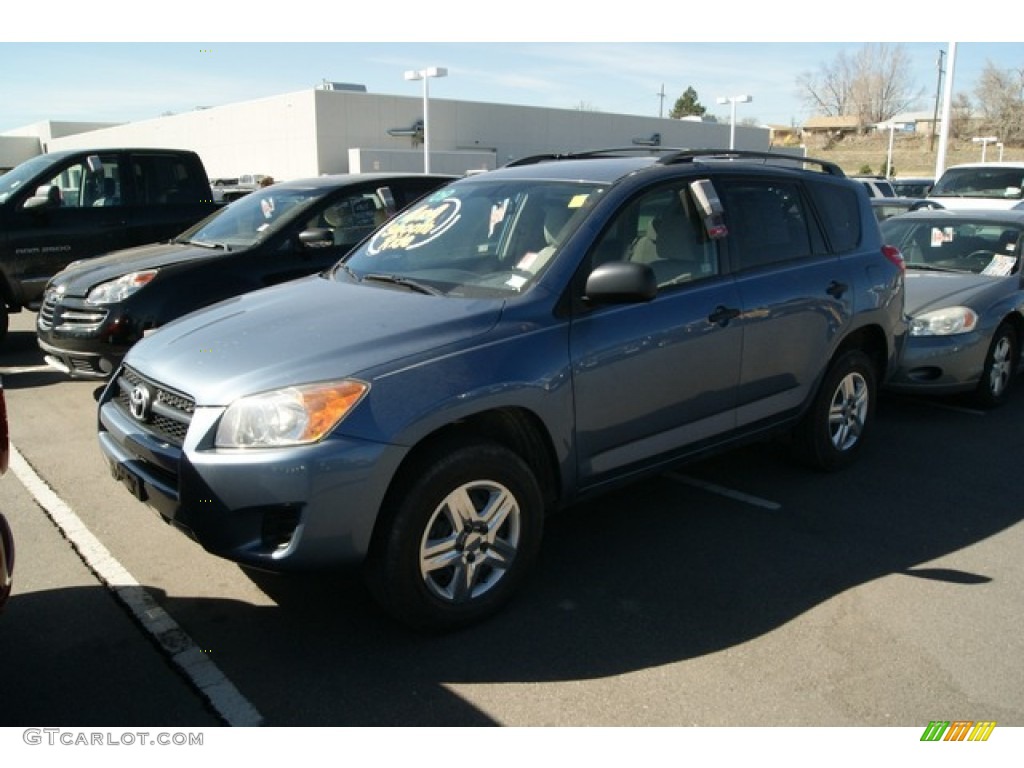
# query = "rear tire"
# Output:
<box><xmin>794</xmin><ymin>349</ymin><xmax>876</xmax><ymax>471</ymax></box>
<box><xmin>365</xmin><ymin>440</ymin><xmax>544</xmax><ymax>631</ymax></box>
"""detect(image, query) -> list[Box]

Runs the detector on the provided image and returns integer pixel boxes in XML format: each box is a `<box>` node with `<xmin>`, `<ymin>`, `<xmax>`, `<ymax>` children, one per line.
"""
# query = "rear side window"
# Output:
<box><xmin>717</xmin><ymin>179</ymin><xmax>814</xmax><ymax>271</ymax></box>
<box><xmin>132</xmin><ymin>154</ymin><xmax>209</xmax><ymax>205</ymax></box>
<box><xmin>809</xmin><ymin>181</ymin><xmax>862</xmax><ymax>253</ymax></box>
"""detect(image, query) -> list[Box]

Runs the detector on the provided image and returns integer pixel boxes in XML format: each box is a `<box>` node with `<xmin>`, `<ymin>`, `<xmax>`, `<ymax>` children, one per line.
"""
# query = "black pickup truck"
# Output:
<box><xmin>0</xmin><ymin>148</ymin><xmax>218</xmax><ymax>344</ymax></box>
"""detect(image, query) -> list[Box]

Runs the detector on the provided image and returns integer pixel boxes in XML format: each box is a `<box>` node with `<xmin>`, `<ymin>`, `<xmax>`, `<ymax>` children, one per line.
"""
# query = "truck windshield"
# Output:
<box><xmin>0</xmin><ymin>154</ymin><xmax>61</xmax><ymax>204</ymax></box>
<box><xmin>337</xmin><ymin>179</ymin><xmax>604</xmax><ymax>297</ymax></box>
<box><xmin>931</xmin><ymin>167</ymin><xmax>1024</xmax><ymax>199</ymax></box>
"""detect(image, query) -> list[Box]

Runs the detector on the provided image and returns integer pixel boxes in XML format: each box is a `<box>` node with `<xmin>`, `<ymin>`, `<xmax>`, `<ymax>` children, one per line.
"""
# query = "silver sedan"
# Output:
<box><xmin>883</xmin><ymin>209</ymin><xmax>1024</xmax><ymax>407</ymax></box>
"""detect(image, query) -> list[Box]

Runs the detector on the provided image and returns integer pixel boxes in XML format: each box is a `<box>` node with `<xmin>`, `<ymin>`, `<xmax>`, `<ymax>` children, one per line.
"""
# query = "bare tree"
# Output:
<box><xmin>798</xmin><ymin>43</ymin><xmax>922</xmax><ymax>127</ymax></box>
<box><xmin>974</xmin><ymin>62</ymin><xmax>1024</xmax><ymax>143</ymax></box>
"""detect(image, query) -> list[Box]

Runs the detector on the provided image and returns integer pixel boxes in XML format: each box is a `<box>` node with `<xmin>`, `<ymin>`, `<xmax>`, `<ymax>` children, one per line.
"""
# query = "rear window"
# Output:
<box><xmin>809</xmin><ymin>181</ymin><xmax>862</xmax><ymax>253</ymax></box>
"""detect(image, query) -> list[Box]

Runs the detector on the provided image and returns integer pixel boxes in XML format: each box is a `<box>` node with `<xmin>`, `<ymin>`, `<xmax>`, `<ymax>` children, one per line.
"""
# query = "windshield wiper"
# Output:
<box><xmin>362</xmin><ymin>273</ymin><xmax>441</xmax><ymax>296</ymax></box>
<box><xmin>906</xmin><ymin>263</ymin><xmax>962</xmax><ymax>272</ymax></box>
<box><xmin>183</xmin><ymin>239</ymin><xmax>232</xmax><ymax>251</ymax></box>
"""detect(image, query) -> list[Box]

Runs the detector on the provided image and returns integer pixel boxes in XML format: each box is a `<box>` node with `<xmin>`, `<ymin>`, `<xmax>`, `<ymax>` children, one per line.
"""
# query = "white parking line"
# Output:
<box><xmin>9</xmin><ymin>445</ymin><xmax>264</xmax><ymax>727</ymax></box>
<box><xmin>665</xmin><ymin>472</ymin><xmax>782</xmax><ymax>511</ymax></box>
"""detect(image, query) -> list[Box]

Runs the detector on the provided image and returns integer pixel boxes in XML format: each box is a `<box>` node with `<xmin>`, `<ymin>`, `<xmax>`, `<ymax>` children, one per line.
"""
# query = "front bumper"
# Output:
<box><xmin>37</xmin><ymin>291</ymin><xmax>128</xmax><ymax>378</ymax></box>
<box><xmin>885</xmin><ymin>330</ymin><xmax>991</xmax><ymax>395</ymax></box>
<box><xmin>97</xmin><ymin>379</ymin><xmax>403</xmax><ymax>570</ymax></box>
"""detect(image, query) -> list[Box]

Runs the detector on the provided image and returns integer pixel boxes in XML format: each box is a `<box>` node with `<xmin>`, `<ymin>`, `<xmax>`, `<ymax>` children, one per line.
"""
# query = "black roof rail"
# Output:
<box><xmin>502</xmin><ymin>147</ymin><xmax>686</xmax><ymax>167</ymax></box>
<box><xmin>502</xmin><ymin>147</ymin><xmax>846</xmax><ymax>178</ymax></box>
<box><xmin>656</xmin><ymin>148</ymin><xmax>846</xmax><ymax>177</ymax></box>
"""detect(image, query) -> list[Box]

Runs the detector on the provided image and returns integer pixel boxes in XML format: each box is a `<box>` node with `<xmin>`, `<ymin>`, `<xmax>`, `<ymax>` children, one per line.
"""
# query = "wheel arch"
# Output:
<box><xmin>370</xmin><ymin>407</ymin><xmax>561</xmax><ymax>544</ymax></box>
<box><xmin>832</xmin><ymin>323</ymin><xmax>890</xmax><ymax>382</ymax></box>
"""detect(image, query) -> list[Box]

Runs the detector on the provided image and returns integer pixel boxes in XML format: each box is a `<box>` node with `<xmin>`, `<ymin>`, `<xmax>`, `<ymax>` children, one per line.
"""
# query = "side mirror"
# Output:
<box><xmin>23</xmin><ymin>184</ymin><xmax>61</xmax><ymax>210</ymax></box>
<box><xmin>298</xmin><ymin>228</ymin><xmax>334</xmax><ymax>248</ymax></box>
<box><xmin>86</xmin><ymin>155</ymin><xmax>103</xmax><ymax>174</ymax></box>
<box><xmin>584</xmin><ymin>261</ymin><xmax>657</xmax><ymax>305</ymax></box>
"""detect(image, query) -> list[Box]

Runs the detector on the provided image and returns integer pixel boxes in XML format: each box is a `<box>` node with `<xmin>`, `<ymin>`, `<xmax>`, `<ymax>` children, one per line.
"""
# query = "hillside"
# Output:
<box><xmin>793</xmin><ymin>133</ymin><xmax>1023</xmax><ymax>179</ymax></box>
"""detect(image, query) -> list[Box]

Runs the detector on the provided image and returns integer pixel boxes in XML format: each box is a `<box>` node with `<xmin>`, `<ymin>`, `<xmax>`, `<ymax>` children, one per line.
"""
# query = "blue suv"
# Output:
<box><xmin>97</xmin><ymin>150</ymin><xmax>906</xmax><ymax>629</ymax></box>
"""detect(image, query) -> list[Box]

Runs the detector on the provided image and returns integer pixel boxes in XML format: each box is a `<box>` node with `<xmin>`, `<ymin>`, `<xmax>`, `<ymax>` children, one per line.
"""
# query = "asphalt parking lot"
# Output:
<box><xmin>1</xmin><ymin>307</ymin><xmax>1023</xmax><ymax>732</ymax></box>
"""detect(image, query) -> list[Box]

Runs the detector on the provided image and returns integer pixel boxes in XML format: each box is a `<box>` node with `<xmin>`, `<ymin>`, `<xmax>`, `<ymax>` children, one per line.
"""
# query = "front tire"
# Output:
<box><xmin>972</xmin><ymin>322</ymin><xmax>1018</xmax><ymax>408</ymax></box>
<box><xmin>794</xmin><ymin>349</ymin><xmax>876</xmax><ymax>471</ymax></box>
<box><xmin>366</xmin><ymin>440</ymin><xmax>544</xmax><ymax>631</ymax></box>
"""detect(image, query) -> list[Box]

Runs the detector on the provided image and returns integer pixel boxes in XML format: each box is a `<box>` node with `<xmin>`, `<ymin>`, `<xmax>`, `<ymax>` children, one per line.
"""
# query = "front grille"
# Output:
<box><xmin>113</xmin><ymin>366</ymin><xmax>196</xmax><ymax>446</ymax></box>
<box><xmin>37</xmin><ymin>292</ymin><xmax>57</xmax><ymax>330</ymax></box>
<box><xmin>37</xmin><ymin>290</ymin><xmax>108</xmax><ymax>333</ymax></box>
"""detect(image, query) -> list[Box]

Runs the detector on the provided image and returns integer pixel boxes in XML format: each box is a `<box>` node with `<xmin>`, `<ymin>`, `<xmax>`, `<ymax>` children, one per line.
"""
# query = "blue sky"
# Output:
<box><xmin>2</xmin><ymin>5</ymin><xmax>1020</xmax><ymax>134</ymax></box>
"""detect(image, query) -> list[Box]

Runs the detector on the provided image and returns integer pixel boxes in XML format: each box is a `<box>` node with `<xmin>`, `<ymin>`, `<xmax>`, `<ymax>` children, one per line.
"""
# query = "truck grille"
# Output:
<box><xmin>112</xmin><ymin>366</ymin><xmax>196</xmax><ymax>446</ymax></box>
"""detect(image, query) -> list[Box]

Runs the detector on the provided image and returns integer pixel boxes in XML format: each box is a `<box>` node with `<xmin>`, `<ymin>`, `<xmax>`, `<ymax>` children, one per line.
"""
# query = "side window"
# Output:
<box><xmin>309</xmin><ymin>192</ymin><xmax>387</xmax><ymax>248</ymax></box>
<box><xmin>132</xmin><ymin>154</ymin><xmax>208</xmax><ymax>205</ymax></box>
<box><xmin>592</xmin><ymin>184</ymin><xmax>720</xmax><ymax>288</ymax></box>
<box><xmin>41</xmin><ymin>154</ymin><xmax>122</xmax><ymax>208</ymax></box>
<box><xmin>811</xmin><ymin>181</ymin><xmax>862</xmax><ymax>253</ymax></box>
<box><xmin>717</xmin><ymin>180</ymin><xmax>813</xmax><ymax>271</ymax></box>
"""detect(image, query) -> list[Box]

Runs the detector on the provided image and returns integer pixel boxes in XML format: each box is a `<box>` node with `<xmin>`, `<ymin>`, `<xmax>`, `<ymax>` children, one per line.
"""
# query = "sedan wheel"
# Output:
<box><xmin>973</xmin><ymin>323</ymin><xmax>1018</xmax><ymax>408</ymax></box>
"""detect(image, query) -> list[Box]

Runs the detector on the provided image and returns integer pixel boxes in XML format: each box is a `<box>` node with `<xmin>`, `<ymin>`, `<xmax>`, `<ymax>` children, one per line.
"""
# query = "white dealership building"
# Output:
<box><xmin>1</xmin><ymin>84</ymin><xmax>770</xmax><ymax>180</ymax></box>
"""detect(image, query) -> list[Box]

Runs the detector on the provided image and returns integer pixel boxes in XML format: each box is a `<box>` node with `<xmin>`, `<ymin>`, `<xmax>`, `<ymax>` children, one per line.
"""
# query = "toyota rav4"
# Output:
<box><xmin>97</xmin><ymin>149</ymin><xmax>906</xmax><ymax>630</ymax></box>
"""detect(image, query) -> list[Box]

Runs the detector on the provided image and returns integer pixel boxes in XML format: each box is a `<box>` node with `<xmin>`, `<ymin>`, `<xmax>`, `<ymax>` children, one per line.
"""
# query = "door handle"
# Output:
<box><xmin>826</xmin><ymin>280</ymin><xmax>848</xmax><ymax>298</ymax></box>
<box><xmin>708</xmin><ymin>305</ymin><xmax>741</xmax><ymax>326</ymax></box>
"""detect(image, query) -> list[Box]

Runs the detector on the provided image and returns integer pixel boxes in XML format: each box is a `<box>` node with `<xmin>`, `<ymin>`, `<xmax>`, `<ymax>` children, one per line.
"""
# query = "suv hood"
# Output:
<box><xmin>50</xmin><ymin>241</ymin><xmax>224</xmax><ymax>296</ymax></box>
<box><xmin>123</xmin><ymin>275</ymin><xmax>505</xmax><ymax>405</ymax></box>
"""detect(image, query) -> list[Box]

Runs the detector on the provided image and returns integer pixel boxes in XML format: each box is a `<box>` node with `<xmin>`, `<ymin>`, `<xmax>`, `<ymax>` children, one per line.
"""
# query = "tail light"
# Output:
<box><xmin>882</xmin><ymin>244</ymin><xmax>905</xmax><ymax>272</ymax></box>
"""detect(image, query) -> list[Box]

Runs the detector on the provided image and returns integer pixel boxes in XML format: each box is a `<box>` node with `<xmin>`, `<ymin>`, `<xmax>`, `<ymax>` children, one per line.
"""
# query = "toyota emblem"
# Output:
<box><xmin>129</xmin><ymin>384</ymin><xmax>152</xmax><ymax>421</ymax></box>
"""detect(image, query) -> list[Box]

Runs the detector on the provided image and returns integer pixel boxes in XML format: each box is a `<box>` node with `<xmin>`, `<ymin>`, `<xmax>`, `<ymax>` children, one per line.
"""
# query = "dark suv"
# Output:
<box><xmin>97</xmin><ymin>149</ymin><xmax>906</xmax><ymax>630</ymax></box>
<box><xmin>37</xmin><ymin>173</ymin><xmax>454</xmax><ymax>378</ymax></box>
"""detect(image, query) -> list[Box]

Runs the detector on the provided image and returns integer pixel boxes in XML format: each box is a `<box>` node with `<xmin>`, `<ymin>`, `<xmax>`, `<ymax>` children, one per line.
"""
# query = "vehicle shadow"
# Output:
<box><xmin>216</xmin><ymin>390</ymin><xmax>1023</xmax><ymax>724</ymax></box>
<box><xmin>0</xmin><ymin>327</ymin><xmax>69</xmax><ymax>390</ymax></box>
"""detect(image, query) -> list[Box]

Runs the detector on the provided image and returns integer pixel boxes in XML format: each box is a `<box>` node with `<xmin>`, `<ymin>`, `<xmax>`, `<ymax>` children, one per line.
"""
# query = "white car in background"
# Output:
<box><xmin>928</xmin><ymin>162</ymin><xmax>1024</xmax><ymax>210</ymax></box>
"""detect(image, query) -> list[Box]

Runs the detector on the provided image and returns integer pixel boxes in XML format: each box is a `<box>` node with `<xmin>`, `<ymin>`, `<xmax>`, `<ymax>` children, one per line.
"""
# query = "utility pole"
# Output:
<box><xmin>929</xmin><ymin>49</ymin><xmax>945</xmax><ymax>153</ymax></box>
<box><xmin>657</xmin><ymin>84</ymin><xmax>666</xmax><ymax>118</ymax></box>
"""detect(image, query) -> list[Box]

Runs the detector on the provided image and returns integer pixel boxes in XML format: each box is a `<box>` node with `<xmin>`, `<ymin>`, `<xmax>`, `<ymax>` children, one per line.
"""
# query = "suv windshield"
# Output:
<box><xmin>337</xmin><ymin>179</ymin><xmax>604</xmax><ymax>297</ymax></box>
<box><xmin>178</xmin><ymin>186</ymin><xmax>328</xmax><ymax>250</ymax></box>
<box><xmin>930</xmin><ymin>167</ymin><xmax>1024</xmax><ymax>200</ymax></box>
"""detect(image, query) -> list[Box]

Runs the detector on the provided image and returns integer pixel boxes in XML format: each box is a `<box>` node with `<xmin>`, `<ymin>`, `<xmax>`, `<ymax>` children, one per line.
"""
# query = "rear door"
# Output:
<box><xmin>715</xmin><ymin>175</ymin><xmax>855</xmax><ymax>425</ymax></box>
<box><xmin>125</xmin><ymin>152</ymin><xmax>216</xmax><ymax>244</ymax></box>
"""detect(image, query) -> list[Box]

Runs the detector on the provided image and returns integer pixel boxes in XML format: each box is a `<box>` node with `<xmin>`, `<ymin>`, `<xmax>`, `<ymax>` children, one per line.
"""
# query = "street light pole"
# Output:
<box><xmin>716</xmin><ymin>95</ymin><xmax>752</xmax><ymax>150</ymax></box>
<box><xmin>972</xmin><ymin>136</ymin><xmax>999</xmax><ymax>162</ymax></box>
<box><xmin>404</xmin><ymin>66</ymin><xmax>448</xmax><ymax>173</ymax></box>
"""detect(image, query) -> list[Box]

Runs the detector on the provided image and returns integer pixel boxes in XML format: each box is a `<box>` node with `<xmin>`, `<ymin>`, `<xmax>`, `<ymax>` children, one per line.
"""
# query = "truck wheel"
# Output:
<box><xmin>794</xmin><ymin>349</ymin><xmax>876</xmax><ymax>471</ymax></box>
<box><xmin>366</xmin><ymin>440</ymin><xmax>544</xmax><ymax>631</ymax></box>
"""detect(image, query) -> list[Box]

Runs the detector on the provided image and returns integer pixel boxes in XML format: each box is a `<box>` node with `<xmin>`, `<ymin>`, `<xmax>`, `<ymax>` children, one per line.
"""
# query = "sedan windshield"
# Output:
<box><xmin>881</xmin><ymin>218</ymin><xmax>1022</xmax><ymax>276</ymax></box>
<box><xmin>337</xmin><ymin>179</ymin><xmax>604</xmax><ymax>297</ymax></box>
<box><xmin>177</xmin><ymin>186</ymin><xmax>328</xmax><ymax>250</ymax></box>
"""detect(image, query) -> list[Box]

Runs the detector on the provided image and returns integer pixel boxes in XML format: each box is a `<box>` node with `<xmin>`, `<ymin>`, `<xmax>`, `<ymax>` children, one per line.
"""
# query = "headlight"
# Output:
<box><xmin>215</xmin><ymin>380</ymin><xmax>369</xmax><ymax>448</ymax></box>
<box><xmin>909</xmin><ymin>306</ymin><xmax>979</xmax><ymax>336</ymax></box>
<box><xmin>87</xmin><ymin>270</ymin><xmax>158</xmax><ymax>305</ymax></box>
